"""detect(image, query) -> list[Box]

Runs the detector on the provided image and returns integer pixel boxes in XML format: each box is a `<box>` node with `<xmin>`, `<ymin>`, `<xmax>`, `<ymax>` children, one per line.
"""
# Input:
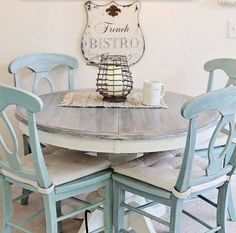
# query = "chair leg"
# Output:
<box><xmin>21</xmin><ymin>188</ymin><xmax>30</xmax><ymax>205</ymax></box>
<box><xmin>0</xmin><ymin>175</ymin><xmax>13</xmax><ymax>233</ymax></box>
<box><xmin>217</xmin><ymin>182</ymin><xmax>230</xmax><ymax>233</ymax></box>
<box><xmin>21</xmin><ymin>135</ymin><xmax>47</xmax><ymax>206</ymax></box>
<box><xmin>56</xmin><ymin>201</ymin><xmax>63</xmax><ymax>233</ymax></box>
<box><xmin>43</xmin><ymin>193</ymin><xmax>58</xmax><ymax>233</ymax></box>
<box><xmin>113</xmin><ymin>181</ymin><xmax>125</xmax><ymax>233</ymax></box>
<box><xmin>170</xmin><ymin>197</ymin><xmax>183</xmax><ymax>233</ymax></box>
<box><xmin>23</xmin><ymin>134</ymin><xmax>32</xmax><ymax>155</ymax></box>
<box><xmin>104</xmin><ymin>179</ymin><xmax>113</xmax><ymax>233</ymax></box>
<box><xmin>227</xmin><ymin>185</ymin><xmax>236</xmax><ymax>221</ymax></box>
<box><xmin>21</xmin><ymin>134</ymin><xmax>31</xmax><ymax>205</ymax></box>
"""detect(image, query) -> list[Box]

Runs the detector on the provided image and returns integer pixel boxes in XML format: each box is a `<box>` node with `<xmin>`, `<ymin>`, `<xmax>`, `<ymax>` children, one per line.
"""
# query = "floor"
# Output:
<box><xmin>0</xmin><ymin>178</ymin><xmax>236</xmax><ymax>233</ymax></box>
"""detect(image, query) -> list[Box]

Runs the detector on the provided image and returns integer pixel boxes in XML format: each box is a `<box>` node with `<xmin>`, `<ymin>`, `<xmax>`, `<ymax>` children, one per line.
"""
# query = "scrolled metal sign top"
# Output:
<box><xmin>81</xmin><ymin>1</ymin><xmax>145</xmax><ymax>66</ymax></box>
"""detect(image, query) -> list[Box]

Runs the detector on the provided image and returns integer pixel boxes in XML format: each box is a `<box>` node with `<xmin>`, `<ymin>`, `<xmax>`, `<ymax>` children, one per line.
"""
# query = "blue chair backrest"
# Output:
<box><xmin>0</xmin><ymin>85</ymin><xmax>52</xmax><ymax>188</ymax></box>
<box><xmin>204</xmin><ymin>58</ymin><xmax>236</xmax><ymax>91</ymax></box>
<box><xmin>8</xmin><ymin>53</ymin><xmax>79</xmax><ymax>94</ymax></box>
<box><xmin>175</xmin><ymin>87</ymin><xmax>236</xmax><ymax>192</ymax></box>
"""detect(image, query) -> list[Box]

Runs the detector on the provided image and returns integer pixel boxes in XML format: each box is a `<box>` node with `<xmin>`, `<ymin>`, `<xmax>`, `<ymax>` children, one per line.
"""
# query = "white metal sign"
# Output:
<box><xmin>81</xmin><ymin>1</ymin><xmax>145</xmax><ymax>66</ymax></box>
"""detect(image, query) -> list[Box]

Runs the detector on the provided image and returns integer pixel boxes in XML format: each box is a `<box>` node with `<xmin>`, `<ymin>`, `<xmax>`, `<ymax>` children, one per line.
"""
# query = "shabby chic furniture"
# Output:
<box><xmin>0</xmin><ymin>85</ymin><xmax>112</xmax><ymax>233</ymax></box>
<box><xmin>196</xmin><ymin>58</ymin><xmax>236</xmax><ymax>221</ymax></box>
<box><xmin>8</xmin><ymin>53</ymin><xmax>79</xmax><ymax>205</ymax></box>
<box><xmin>113</xmin><ymin>87</ymin><xmax>236</xmax><ymax>233</ymax></box>
<box><xmin>205</xmin><ymin>58</ymin><xmax>236</xmax><ymax>92</ymax></box>
<box><xmin>8</xmin><ymin>53</ymin><xmax>78</xmax><ymax>94</ymax></box>
<box><xmin>15</xmin><ymin>89</ymin><xmax>219</xmax><ymax>154</ymax></box>
<box><xmin>172</xmin><ymin>58</ymin><xmax>236</xmax><ymax>155</ymax></box>
<box><xmin>15</xmin><ymin>89</ymin><xmax>220</xmax><ymax>233</ymax></box>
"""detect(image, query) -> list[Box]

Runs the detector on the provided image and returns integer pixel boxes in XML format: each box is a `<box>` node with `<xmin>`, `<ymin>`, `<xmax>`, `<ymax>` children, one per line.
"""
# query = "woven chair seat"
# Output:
<box><xmin>21</xmin><ymin>146</ymin><xmax>111</xmax><ymax>186</ymax></box>
<box><xmin>114</xmin><ymin>151</ymin><xmax>208</xmax><ymax>192</ymax></box>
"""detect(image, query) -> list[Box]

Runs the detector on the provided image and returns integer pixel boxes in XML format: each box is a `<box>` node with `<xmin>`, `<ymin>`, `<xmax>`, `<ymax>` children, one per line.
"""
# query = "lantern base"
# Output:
<box><xmin>103</xmin><ymin>95</ymin><xmax>127</xmax><ymax>103</ymax></box>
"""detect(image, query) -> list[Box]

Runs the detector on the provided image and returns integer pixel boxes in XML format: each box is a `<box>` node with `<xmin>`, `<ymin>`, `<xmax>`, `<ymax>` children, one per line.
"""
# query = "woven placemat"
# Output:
<box><xmin>59</xmin><ymin>92</ymin><xmax>168</xmax><ymax>109</ymax></box>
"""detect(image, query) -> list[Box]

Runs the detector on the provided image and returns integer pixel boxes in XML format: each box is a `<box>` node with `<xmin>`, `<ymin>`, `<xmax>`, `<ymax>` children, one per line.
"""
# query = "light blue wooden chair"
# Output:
<box><xmin>8</xmin><ymin>53</ymin><xmax>78</xmax><ymax>94</ymax></box>
<box><xmin>8</xmin><ymin>53</ymin><xmax>79</xmax><ymax>205</ymax></box>
<box><xmin>113</xmin><ymin>87</ymin><xmax>236</xmax><ymax>233</ymax></box>
<box><xmin>205</xmin><ymin>58</ymin><xmax>236</xmax><ymax>92</ymax></box>
<box><xmin>0</xmin><ymin>84</ymin><xmax>113</xmax><ymax>233</ymax></box>
<box><xmin>195</xmin><ymin>58</ymin><xmax>236</xmax><ymax>221</ymax></box>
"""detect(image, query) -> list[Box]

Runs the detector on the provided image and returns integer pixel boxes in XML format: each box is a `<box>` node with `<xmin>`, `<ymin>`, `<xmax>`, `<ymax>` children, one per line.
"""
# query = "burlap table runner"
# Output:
<box><xmin>59</xmin><ymin>91</ymin><xmax>168</xmax><ymax>109</ymax></box>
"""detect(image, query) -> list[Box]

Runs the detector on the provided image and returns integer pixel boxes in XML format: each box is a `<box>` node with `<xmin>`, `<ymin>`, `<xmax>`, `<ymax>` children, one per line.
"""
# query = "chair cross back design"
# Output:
<box><xmin>8</xmin><ymin>53</ymin><xmax>78</xmax><ymax>94</ymax></box>
<box><xmin>203</xmin><ymin>58</ymin><xmax>236</xmax><ymax>221</ymax></box>
<box><xmin>204</xmin><ymin>58</ymin><xmax>236</xmax><ymax>92</ymax></box>
<box><xmin>8</xmin><ymin>53</ymin><xmax>80</xmax><ymax>206</ymax></box>
<box><xmin>176</xmin><ymin>88</ymin><xmax>236</xmax><ymax>194</ymax></box>
<box><xmin>113</xmin><ymin>87</ymin><xmax>236</xmax><ymax>233</ymax></box>
<box><xmin>0</xmin><ymin>85</ymin><xmax>112</xmax><ymax>233</ymax></box>
<box><xmin>0</xmin><ymin>85</ymin><xmax>50</xmax><ymax>188</ymax></box>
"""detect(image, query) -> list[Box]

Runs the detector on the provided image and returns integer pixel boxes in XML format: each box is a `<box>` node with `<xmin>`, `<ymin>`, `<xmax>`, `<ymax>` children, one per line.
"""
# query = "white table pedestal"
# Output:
<box><xmin>75</xmin><ymin>153</ymin><xmax>167</xmax><ymax>233</ymax></box>
<box><xmin>77</xmin><ymin>191</ymin><xmax>166</xmax><ymax>233</ymax></box>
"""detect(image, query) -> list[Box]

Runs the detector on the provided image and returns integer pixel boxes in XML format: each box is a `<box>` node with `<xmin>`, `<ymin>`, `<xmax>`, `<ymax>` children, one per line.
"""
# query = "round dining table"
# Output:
<box><xmin>16</xmin><ymin>89</ymin><xmax>219</xmax><ymax>233</ymax></box>
<box><xmin>16</xmin><ymin>89</ymin><xmax>218</xmax><ymax>154</ymax></box>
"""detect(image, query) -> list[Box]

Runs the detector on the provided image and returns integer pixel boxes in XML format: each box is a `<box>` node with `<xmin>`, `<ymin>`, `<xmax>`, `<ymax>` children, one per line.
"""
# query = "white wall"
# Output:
<box><xmin>0</xmin><ymin>0</ymin><xmax>236</xmax><ymax>153</ymax></box>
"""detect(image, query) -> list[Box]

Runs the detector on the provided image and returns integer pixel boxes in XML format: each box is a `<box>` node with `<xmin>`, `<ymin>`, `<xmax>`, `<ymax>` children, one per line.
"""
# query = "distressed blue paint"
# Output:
<box><xmin>199</xmin><ymin>58</ymin><xmax>236</xmax><ymax>221</ymax></box>
<box><xmin>0</xmin><ymin>84</ymin><xmax>112</xmax><ymax>233</ymax></box>
<box><xmin>8</xmin><ymin>53</ymin><xmax>78</xmax><ymax>94</ymax></box>
<box><xmin>113</xmin><ymin>87</ymin><xmax>236</xmax><ymax>233</ymax></box>
<box><xmin>8</xmin><ymin>53</ymin><xmax>79</xmax><ymax>206</ymax></box>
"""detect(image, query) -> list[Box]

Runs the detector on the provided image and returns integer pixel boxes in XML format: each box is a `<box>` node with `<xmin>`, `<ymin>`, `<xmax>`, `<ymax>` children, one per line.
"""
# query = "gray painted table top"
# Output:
<box><xmin>16</xmin><ymin>89</ymin><xmax>219</xmax><ymax>141</ymax></box>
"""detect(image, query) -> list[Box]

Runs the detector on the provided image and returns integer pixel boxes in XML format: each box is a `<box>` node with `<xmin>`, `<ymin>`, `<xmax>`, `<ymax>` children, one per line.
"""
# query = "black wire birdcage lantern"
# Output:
<box><xmin>96</xmin><ymin>55</ymin><xmax>133</xmax><ymax>102</ymax></box>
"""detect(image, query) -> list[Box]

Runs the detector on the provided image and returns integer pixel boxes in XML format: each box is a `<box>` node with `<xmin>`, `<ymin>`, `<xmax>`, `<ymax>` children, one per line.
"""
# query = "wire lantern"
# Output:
<box><xmin>96</xmin><ymin>55</ymin><xmax>133</xmax><ymax>102</ymax></box>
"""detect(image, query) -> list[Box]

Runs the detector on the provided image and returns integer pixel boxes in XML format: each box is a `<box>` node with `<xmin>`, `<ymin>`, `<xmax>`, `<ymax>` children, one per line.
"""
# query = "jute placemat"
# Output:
<box><xmin>59</xmin><ymin>92</ymin><xmax>168</xmax><ymax>109</ymax></box>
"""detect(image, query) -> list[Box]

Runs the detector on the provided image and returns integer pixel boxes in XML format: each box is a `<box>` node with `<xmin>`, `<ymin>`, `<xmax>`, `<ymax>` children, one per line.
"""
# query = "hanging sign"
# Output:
<box><xmin>81</xmin><ymin>1</ymin><xmax>145</xmax><ymax>66</ymax></box>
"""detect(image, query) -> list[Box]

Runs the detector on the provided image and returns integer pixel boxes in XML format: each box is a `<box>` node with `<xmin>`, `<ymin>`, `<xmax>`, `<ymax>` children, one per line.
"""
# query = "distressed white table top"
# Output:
<box><xmin>16</xmin><ymin>89</ymin><xmax>219</xmax><ymax>153</ymax></box>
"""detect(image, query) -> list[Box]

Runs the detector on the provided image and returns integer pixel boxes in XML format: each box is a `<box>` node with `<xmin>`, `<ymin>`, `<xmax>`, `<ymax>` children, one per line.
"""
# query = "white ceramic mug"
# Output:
<box><xmin>143</xmin><ymin>80</ymin><xmax>165</xmax><ymax>106</ymax></box>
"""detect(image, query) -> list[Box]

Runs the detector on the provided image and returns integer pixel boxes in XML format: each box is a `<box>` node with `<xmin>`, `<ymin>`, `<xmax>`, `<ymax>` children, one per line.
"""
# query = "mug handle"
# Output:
<box><xmin>160</xmin><ymin>83</ymin><xmax>165</xmax><ymax>98</ymax></box>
